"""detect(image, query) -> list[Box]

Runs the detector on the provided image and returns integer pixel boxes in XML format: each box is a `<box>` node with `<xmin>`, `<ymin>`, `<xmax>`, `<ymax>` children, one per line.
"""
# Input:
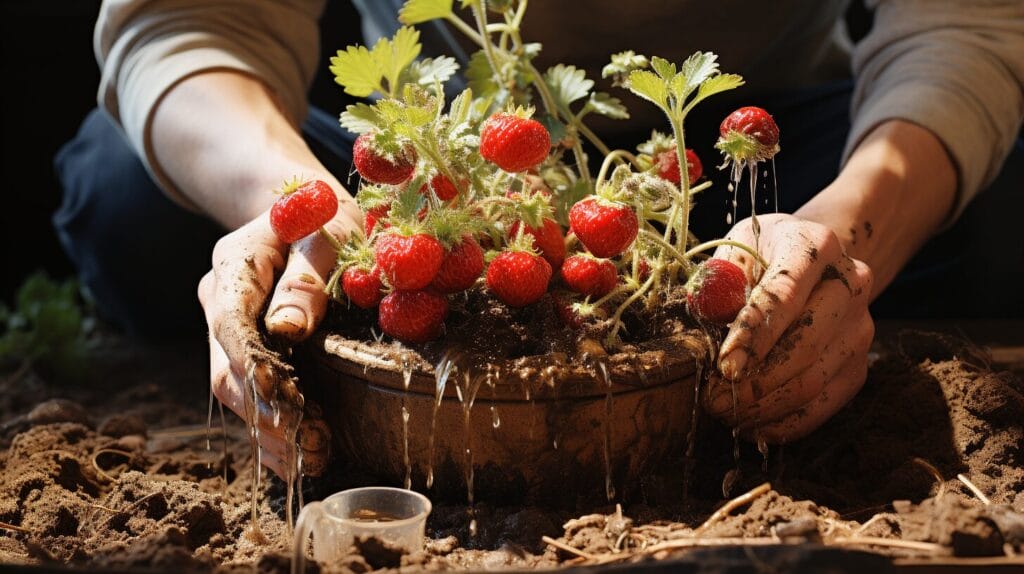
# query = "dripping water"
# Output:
<box><xmin>427</xmin><ymin>352</ymin><xmax>457</xmax><ymax>490</ymax></box>
<box><xmin>770</xmin><ymin>158</ymin><xmax>779</xmax><ymax>213</ymax></box>
<box><xmin>597</xmin><ymin>360</ymin><xmax>616</xmax><ymax>501</ymax></box>
<box><xmin>242</xmin><ymin>361</ymin><xmax>268</xmax><ymax>543</ymax></box>
<box><xmin>401</xmin><ymin>357</ymin><xmax>413</xmax><ymax>490</ymax></box>
<box><xmin>756</xmin><ymin>433</ymin><xmax>769</xmax><ymax>473</ymax></box>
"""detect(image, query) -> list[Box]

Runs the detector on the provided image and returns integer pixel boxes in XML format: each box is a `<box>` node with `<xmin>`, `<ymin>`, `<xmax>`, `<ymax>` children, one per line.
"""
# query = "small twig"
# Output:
<box><xmin>831</xmin><ymin>536</ymin><xmax>946</xmax><ymax>554</ymax></box>
<box><xmin>696</xmin><ymin>482</ymin><xmax>771</xmax><ymax>534</ymax></box>
<box><xmin>853</xmin><ymin>513</ymin><xmax>894</xmax><ymax>536</ymax></box>
<box><xmin>0</xmin><ymin>520</ymin><xmax>31</xmax><ymax>534</ymax></box>
<box><xmin>89</xmin><ymin>503</ymin><xmax>119</xmax><ymax>514</ymax></box>
<box><xmin>101</xmin><ymin>492</ymin><xmax>162</xmax><ymax>529</ymax></box>
<box><xmin>912</xmin><ymin>457</ymin><xmax>947</xmax><ymax>499</ymax></box>
<box><xmin>542</xmin><ymin>536</ymin><xmax>596</xmax><ymax>560</ymax></box>
<box><xmin>149</xmin><ymin>424</ymin><xmax>228</xmax><ymax>439</ymax></box>
<box><xmin>957</xmin><ymin>473</ymin><xmax>991</xmax><ymax>505</ymax></box>
<box><xmin>91</xmin><ymin>448</ymin><xmax>134</xmax><ymax>483</ymax></box>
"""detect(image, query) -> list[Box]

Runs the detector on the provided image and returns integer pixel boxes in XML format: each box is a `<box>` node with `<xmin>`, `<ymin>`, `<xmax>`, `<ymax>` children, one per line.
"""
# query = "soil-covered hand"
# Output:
<box><xmin>198</xmin><ymin>203</ymin><xmax>359</xmax><ymax>478</ymax></box>
<box><xmin>702</xmin><ymin>213</ymin><xmax>874</xmax><ymax>443</ymax></box>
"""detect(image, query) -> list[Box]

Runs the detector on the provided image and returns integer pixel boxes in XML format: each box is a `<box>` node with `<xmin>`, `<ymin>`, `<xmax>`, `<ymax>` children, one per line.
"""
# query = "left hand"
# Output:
<box><xmin>701</xmin><ymin>213</ymin><xmax>874</xmax><ymax>443</ymax></box>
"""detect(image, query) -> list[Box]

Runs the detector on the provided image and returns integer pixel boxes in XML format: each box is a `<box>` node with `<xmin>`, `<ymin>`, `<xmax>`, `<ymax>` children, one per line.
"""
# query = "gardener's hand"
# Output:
<box><xmin>197</xmin><ymin>200</ymin><xmax>360</xmax><ymax>479</ymax></box>
<box><xmin>701</xmin><ymin>213</ymin><xmax>874</xmax><ymax>443</ymax></box>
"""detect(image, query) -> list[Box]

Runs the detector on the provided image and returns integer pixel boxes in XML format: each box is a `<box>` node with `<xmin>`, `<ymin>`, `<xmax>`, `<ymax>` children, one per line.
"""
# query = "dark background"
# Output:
<box><xmin>0</xmin><ymin>0</ymin><xmax>873</xmax><ymax>301</ymax></box>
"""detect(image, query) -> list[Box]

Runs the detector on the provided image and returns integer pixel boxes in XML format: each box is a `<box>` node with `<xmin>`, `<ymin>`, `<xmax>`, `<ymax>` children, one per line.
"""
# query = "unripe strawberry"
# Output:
<box><xmin>353</xmin><ymin>132</ymin><xmax>417</xmax><ymax>184</ymax></box>
<box><xmin>378</xmin><ymin>290</ymin><xmax>448</xmax><ymax>343</ymax></box>
<box><xmin>655</xmin><ymin>147</ymin><xmax>702</xmax><ymax>185</ymax></box>
<box><xmin>374</xmin><ymin>232</ymin><xmax>445</xmax><ymax>291</ymax></box>
<box><xmin>480</xmin><ymin>112</ymin><xmax>551</xmax><ymax>173</ymax></box>
<box><xmin>561</xmin><ymin>255</ymin><xmax>617</xmax><ymax>297</ymax></box>
<box><xmin>568</xmin><ymin>197</ymin><xmax>638</xmax><ymax>258</ymax></box>
<box><xmin>716</xmin><ymin>106</ymin><xmax>780</xmax><ymax>162</ymax></box>
<box><xmin>486</xmin><ymin>250</ymin><xmax>552</xmax><ymax>307</ymax></box>
<box><xmin>685</xmin><ymin>258</ymin><xmax>748</xmax><ymax>324</ymax></box>
<box><xmin>342</xmin><ymin>266</ymin><xmax>383</xmax><ymax>309</ymax></box>
<box><xmin>429</xmin><ymin>236</ymin><xmax>485</xmax><ymax>294</ymax></box>
<box><xmin>269</xmin><ymin>179</ymin><xmax>339</xmax><ymax>244</ymax></box>
<box><xmin>508</xmin><ymin>218</ymin><xmax>566</xmax><ymax>271</ymax></box>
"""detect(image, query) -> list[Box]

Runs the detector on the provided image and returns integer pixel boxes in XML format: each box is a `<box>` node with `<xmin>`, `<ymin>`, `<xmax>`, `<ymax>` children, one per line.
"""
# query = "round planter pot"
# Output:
<box><xmin>303</xmin><ymin>333</ymin><xmax>698</xmax><ymax>505</ymax></box>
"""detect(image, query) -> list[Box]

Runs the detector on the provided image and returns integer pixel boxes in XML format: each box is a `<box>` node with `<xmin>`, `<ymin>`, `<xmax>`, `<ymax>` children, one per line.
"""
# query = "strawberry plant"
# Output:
<box><xmin>300</xmin><ymin>0</ymin><xmax>782</xmax><ymax>345</ymax></box>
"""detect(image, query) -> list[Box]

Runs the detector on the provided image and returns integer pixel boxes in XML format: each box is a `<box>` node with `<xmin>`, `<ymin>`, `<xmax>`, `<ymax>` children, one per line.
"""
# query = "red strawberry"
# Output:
<box><xmin>374</xmin><ymin>232</ymin><xmax>445</xmax><ymax>290</ymax></box>
<box><xmin>270</xmin><ymin>179</ymin><xmax>339</xmax><ymax>244</ymax></box>
<box><xmin>655</xmin><ymin>147</ymin><xmax>702</xmax><ymax>185</ymax></box>
<box><xmin>421</xmin><ymin>173</ymin><xmax>461</xmax><ymax>201</ymax></box>
<box><xmin>480</xmin><ymin>112</ymin><xmax>551</xmax><ymax>173</ymax></box>
<box><xmin>486</xmin><ymin>250</ymin><xmax>552</xmax><ymax>307</ymax></box>
<box><xmin>342</xmin><ymin>266</ymin><xmax>383</xmax><ymax>309</ymax></box>
<box><xmin>568</xmin><ymin>197</ymin><xmax>638</xmax><ymax>258</ymax></box>
<box><xmin>716</xmin><ymin>106</ymin><xmax>780</xmax><ymax>162</ymax></box>
<box><xmin>430</xmin><ymin>236</ymin><xmax>485</xmax><ymax>294</ymax></box>
<box><xmin>508</xmin><ymin>218</ymin><xmax>566</xmax><ymax>270</ymax></box>
<box><xmin>353</xmin><ymin>132</ymin><xmax>417</xmax><ymax>184</ymax></box>
<box><xmin>552</xmin><ymin>292</ymin><xmax>585</xmax><ymax>330</ymax></box>
<box><xmin>378</xmin><ymin>290</ymin><xmax>448</xmax><ymax>343</ymax></box>
<box><xmin>685</xmin><ymin>259</ymin><xmax>748</xmax><ymax>324</ymax></box>
<box><xmin>364</xmin><ymin>203</ymin><xmax>391</xmax><ymax>235</ymax></box>
<box><xmin>561</xmin><ymin>255</ymin><xmax>617</xmax><ymax>297</ymax></box>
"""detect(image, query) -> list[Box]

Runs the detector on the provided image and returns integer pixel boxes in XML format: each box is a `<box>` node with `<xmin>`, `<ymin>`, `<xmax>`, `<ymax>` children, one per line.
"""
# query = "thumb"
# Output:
<box><xmin>265</xmin><ymin>215</ymin><xmax>353</xmax><ymax>340</ymax></box>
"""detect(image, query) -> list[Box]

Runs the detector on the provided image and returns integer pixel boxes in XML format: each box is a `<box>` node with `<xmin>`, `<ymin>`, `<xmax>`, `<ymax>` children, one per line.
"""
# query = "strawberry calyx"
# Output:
<box><xmin>714</xmin><ymin>131</ymin><xmax>779</xmax><ymax>163</ymax></box>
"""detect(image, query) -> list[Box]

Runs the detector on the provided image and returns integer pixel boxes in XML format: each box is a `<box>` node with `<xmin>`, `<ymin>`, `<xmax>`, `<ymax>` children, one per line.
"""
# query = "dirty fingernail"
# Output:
<box><xmin>268</xmin><ymin>305</ymin><xmax>307</xmax><ymax>335</ymax></box>
<box><xmin>719</xmin><ymin>350</ymin><xmax>748</xmax><ymax>380</ymax></box>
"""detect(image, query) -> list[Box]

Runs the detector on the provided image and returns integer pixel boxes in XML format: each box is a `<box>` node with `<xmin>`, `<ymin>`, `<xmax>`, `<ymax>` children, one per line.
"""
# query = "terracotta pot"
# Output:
<box><xmin>304</xmin><ymin>333</ymin><xmax>698</xmax><ymax>505</ymax></box>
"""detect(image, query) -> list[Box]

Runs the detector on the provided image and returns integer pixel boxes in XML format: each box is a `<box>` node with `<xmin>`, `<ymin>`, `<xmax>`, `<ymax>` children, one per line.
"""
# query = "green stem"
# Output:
<box><xmin>605</xmin><ymin>268</ymin><xmax>660</xmax><ymax>347</ymax></box>
<box><xmin>689</xmin><ymin>180</ymin><xmax>713</xmax><ymax>195</ymax></box>
<box><xmin>595</xmin><ymin>149</ymin><xmax>640</xmax><ymax>191</ymax></box>
<box><xmin>667</xmin><ymin>113</ymin><xmax>692</xmax><ymax>252</ymax></box>
<box><xmin>684</xmin><ymin>238</ymin><xmax>768</xmax><ymax>269</ymax></box>
<box><xmin>590</xmin><ymin>284</ymin><xmax>634</xmax><ymax>310</ymax></box>
<box><xmin>472</xmin><ymin>2</ymin><xmax>505</xmax><ymax>87</ymax></box>
<box><xmin>318</xmin><ymin>227</ymin><xmax>344</xmax><ymax>253</ymax></box>
<box><xmin>576</xmin><ymin>122</ymin><xmax>614</xmax><ymax>159</ymax></box>
<box><xmin>641</xmin><ymin>228</ymin><xmax>693</xmax><ymax>273</ymax></box>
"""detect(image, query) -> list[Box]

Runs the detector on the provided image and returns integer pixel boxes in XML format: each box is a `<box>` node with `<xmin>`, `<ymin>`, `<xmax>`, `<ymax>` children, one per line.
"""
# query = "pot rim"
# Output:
<box><xmin>313</xmin><ymin>332</ymin><xmax>702</xmax><ymax>400</ymax></box>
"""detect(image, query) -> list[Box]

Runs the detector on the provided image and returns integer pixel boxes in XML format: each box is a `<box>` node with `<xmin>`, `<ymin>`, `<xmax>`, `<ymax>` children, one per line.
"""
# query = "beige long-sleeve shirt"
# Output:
<box><xmin>95</xmin><ymin>0</ymin><xmax>1024</xmax><ymax>218</ymax></box>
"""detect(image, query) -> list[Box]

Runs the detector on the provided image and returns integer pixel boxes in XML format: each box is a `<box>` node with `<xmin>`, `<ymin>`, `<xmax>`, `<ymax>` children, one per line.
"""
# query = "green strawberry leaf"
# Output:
<box><xmin>649</xmin><ymin>56</ymin><xmax>677</xmax><ymax>81</ymax></box>
<box><xmin>330</xmin><ymin>45</ymin><xmax>383</xmax><ymax>98</ymax></box>
<box><xmin>402</xmin><ymin>56</ymin><xmax>460</xmax><ymax>91</ymax></box>
<box><xmin>543</xmin><ymin>64</ymin><xmax>593</xmax><ymax>111</ymax></box>
<box><xmin>626</xmin><ymin>70</ymin><xmax>668</xmax><ymax>108</ymax></box>
<box><xmin>447</xmin><ymin>88</ymin><xmax>474</xmax><ymax>128</ymax></box>
<box><xmin>466</xmin><ymin>50</ymin><xmax>500</xmax><ymax>100</ymax></box>
<box><xmin>537</xmin><ymin>114</ymin><xmax>567</xmax><ymax>145</ymax></box>
<box><xmin>585</xmin><ymin>92</ymin><xmax>629</xmax><ymax>120</ymax></box>
<box><xmin>398</xmin><ymin>0</ymin><xmax>454</xmax><ymax>24</ymax></box>
<box><xmin>602</xmin><ymin>51</ymin><xmax>649</xmax><ymax>85</ymax></box>
<box><xmin>340</xmin><ymin>103</ymin><xmax>381</xmax><ymax>134</ymax></box>
<box><xmin>679</xmin><ymin>51</ymin><xmax>721</xmax><ymax>95</ymax></box>
<box><xmin>376</xmin><ymin>26</ymin><xmax>422</xmax><ymax>96</ymax></box>
<box><xmin>686</xmin><ymin>73</ymin><xmax>745</xmax><ymax>113</ymax></box>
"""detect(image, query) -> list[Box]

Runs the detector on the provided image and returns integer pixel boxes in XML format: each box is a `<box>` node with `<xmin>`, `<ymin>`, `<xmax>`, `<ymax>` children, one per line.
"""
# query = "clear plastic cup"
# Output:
<box><xmin>292</xmin><ymin>487</ymin><xmax>431</xmax><ymax>573</ymax></box>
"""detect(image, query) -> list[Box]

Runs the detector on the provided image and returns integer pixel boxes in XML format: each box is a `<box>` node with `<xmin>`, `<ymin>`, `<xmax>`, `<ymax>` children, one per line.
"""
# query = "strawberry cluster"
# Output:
<box><xmin>264</xmin><ymin>15</ymin><xmax>782</xmax><ymax>347</ymax></box>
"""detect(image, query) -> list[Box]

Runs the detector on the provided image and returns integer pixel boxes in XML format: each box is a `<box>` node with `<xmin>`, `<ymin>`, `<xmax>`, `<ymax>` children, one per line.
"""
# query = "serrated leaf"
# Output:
<box><xmin>586</xmin><ymin>92</ymin><xmax>629</xmax><ymax>120</ymax></box>
<box><xmin>544</xmin><ymin>64</ymin><xmax>593</xmax><ymax>112</ymax></box>
<box><xmin>402</xmin><ymin>56</ymin><xmax>459</xmax><ymax>90</ymax></box>
<box><xmin>398</xmin><ymin>0</ymin><xmax>453</xmax><ymax>24</ymax></box>
<box><xmin>627</xmin><ymin>70</ymin><xmax>667</xmax><ymax>108</ymax></box>
<box><xmin>374</xmin><ymin>26</ymin><xmax>421</xmax><ymax>94</ymax></box>
<box><xmin>650</xmin><ymin>56</ymin><xmax>676</xmax><ymax>80</ymax></box>
<box><xmin>686</xmin><ymin>73</ymin><xmax>745</xmax><ymax>112</ymax></box>
<box><xmin>466</xmin><ymin>50</ymin><xmax>499</xmax><ymax>99</ymax></box>
<box><xmin>602</xmin><ymin>50</ymin><xmax>649</xmax><ymax>79</ymax></box>
<box><xmin>330</xmin><ymin>45</ymin><xmax>383</xmax><ymax>98</ymax></box>
<box><xmin>447</xmin><ymin>88</ymin><xmax>474</xmax><ymax>127</ymax></box>
<box><xmin>340</xmin><ymin>103</ymin><xmax>380</xmax><ymax>134</ymax></box>
<box><xmin>679</xmin><ymin>51</ymin><xmax>720</xmax><ymax>93</ymax></box>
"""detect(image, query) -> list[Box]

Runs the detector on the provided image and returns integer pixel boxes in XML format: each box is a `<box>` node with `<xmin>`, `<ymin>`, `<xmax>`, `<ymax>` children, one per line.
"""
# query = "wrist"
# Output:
<box><xmin>796</xmin><ymin>120</ymin><xmax>956</xmax><ymax>295</ymax></box>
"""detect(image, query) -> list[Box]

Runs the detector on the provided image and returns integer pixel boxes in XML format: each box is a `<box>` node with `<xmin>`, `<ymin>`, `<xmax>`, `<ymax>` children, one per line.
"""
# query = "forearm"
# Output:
<box><xmin>796</xmin><ymin>120</ymin><xmax>957</xmax><ymax>298</ymax></box>
<box><xmin>150</xmin><ymin>71</ymin><xmax>360</xmax><ymax>230</ymax></box>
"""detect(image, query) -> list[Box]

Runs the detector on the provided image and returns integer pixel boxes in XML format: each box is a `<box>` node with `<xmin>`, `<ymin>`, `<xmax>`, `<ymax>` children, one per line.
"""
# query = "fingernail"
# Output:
<box><xmin>269</xmin><ymin>305</ymin><xmax>307</xmax><ymax>335</ymax></box>
<box><xmin>719</xmin><ymin>349</ymin><xmax>748</xmax><ymax>381</ymax></box>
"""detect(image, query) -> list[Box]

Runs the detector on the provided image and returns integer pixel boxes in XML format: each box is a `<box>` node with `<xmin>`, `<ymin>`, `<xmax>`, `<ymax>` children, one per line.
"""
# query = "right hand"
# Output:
<box><xmin>198</xmin><ymin>197</ymin><xmax>360</xmax><ymax>478</ymax></box>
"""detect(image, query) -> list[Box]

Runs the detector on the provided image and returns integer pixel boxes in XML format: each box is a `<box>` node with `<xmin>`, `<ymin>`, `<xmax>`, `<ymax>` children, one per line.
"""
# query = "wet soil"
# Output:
<box><xmin>0</xmin><ymin>328</ymin><xmax>1022</xmax><ymax>571</ymax></box>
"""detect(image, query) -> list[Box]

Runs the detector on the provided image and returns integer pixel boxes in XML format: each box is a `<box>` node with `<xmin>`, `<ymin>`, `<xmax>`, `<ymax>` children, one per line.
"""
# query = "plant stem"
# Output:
<box><xmin>640</xmin><ymin>229</ymin><xmax>692</xmax><ymax>271</ymax></box>
<box><xmin>317</xmin><ymin>227</ymin><xmax>344</xmax><ymax>253</ymax></box>
<box><xmin>667</xmin><ymin>113</ymin><xmax>692</xmax><ymax>252</ymax></box>
<box><xmin>471</xmin><ymin>1</ymin><xmax>505</xmax><ymax>87</ymax></box>
<box><xmin>683</xmin><ymin>238</ymin><xmax>768</xmax><ymax>268</ymax></box>
<box><xmin>605</xmin><ymin>268</ymin><xmax>660</xmax><ymax>346</ymax></box>
<box><xmin>595</xmin><ymin>150</ymin><xmax>640</xmax><ymax>191</ymax></box>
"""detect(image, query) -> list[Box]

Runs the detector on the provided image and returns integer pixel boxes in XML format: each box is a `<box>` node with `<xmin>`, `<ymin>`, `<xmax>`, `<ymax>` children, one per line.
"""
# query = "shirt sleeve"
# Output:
<box><xmin>846</xmin><ymin>0</ymin><xmax>1024</xmax><ymax>221</ymax></box>
<box><xmin>95</xmin><ymin>0</ymin><xmax>326</xmax><ymax>195</ymax></box>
